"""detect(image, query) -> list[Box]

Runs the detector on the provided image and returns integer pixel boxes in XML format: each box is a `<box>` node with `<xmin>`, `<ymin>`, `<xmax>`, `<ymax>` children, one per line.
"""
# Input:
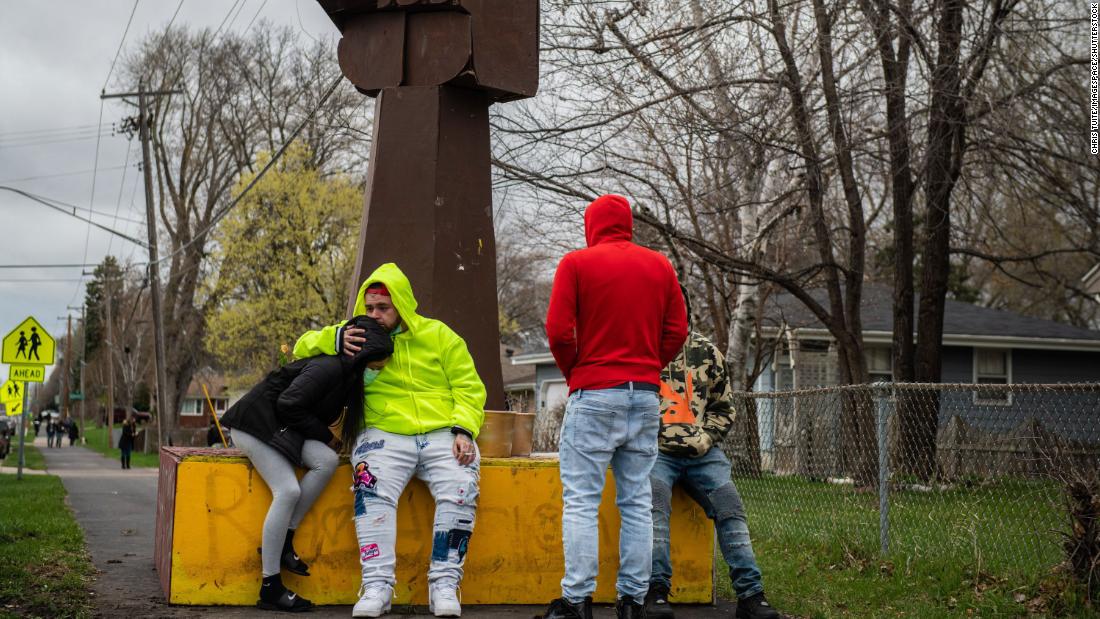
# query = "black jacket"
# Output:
<box><xmin>221</xmin><ymin>318</ymin><xmax>392</xmax><ymax>446</ymax></box>
<box><xmin>119</xmin><ymin>423</ymin><xmax>135</xmax><ymax>450</ymax></box>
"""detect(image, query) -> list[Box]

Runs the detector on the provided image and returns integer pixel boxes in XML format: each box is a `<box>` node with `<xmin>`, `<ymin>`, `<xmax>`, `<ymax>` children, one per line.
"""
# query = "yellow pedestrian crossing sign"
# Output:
<box><xmin>1</xmin><ymin>379</ymin><xmax>24</xmax><ymax>416</ymax></box>
<box><xmin>2</xmin><ymin>316</ymin><xmax>54</xmax><ymax>365</ymax></box>
<box><xmin>1</xmin><ymin>379</ymin><xmax>23</xmax><ymax>403</ymax></box>
<box><xmin>4</xmin><ymin>399</ymin><xmax>22</xmax><ymax>416</ymax></box>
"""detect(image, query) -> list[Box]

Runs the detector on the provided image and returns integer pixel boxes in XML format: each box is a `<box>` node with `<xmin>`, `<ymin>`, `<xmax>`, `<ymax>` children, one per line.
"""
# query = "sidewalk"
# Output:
<box><xmin>39</xmin><ymin>436</ymin><xmax>736</xmax><ymax>618</ymax></box>
<box><xmin>0</xmin><ymin>433</ymin><xmax>49</xmax><ymax>475</ymax></box>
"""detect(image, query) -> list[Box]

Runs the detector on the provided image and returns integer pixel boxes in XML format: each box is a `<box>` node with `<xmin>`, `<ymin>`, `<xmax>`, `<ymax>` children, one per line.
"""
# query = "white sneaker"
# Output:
<box><xmin>429</xmin><ymin>583</ymin><xmax>462</xmax><ymax>617</ymax></box>
<box><xmin>352</xmin><ymin>583</ymin><xmax>393</xmax><ymax>618</ymax></box>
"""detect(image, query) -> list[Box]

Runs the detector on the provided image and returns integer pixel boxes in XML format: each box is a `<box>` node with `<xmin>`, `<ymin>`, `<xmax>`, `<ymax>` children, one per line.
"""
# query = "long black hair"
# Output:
<box><xmin>338</xmin><ymin>316</ymin><xmax>392</xmax><ymax>448</ymax></box>
<box><xmin>341</xmin><ymin>369</ymin><xmax>366</xmax><ymax>448</ymax></box>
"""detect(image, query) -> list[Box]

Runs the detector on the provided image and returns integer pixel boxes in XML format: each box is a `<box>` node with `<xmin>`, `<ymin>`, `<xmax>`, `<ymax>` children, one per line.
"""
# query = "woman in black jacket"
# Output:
<box><xmin>118</xmin><ymin>418</ymin><xmax>135</xmax><ymax>468</ymax></box>
<box><xmin>220</xmin><ymin>315</ymin><xmax>392</xmax><ymax>613</ymax></box>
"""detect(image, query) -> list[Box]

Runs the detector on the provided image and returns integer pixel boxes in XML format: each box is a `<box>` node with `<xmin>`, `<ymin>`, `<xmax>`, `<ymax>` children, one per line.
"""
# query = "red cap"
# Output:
<box><xmin>365</xmin><ymin>282</ymin><xmax>390</xmax><ymax>297</ymax></box>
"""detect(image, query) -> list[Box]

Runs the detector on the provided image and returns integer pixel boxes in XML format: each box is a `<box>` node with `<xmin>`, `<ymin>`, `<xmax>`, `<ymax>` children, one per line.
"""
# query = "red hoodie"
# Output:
<box><xmin>546</xmin><ymin>194</ymin><xmax>688</xmax><ymax>392</ymax></box>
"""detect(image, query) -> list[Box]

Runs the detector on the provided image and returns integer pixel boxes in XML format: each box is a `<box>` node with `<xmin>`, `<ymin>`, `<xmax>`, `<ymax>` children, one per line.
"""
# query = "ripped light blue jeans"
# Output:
<box><xmin>559</xmin><ymin>385</ymin><xmax>661</xmax><ymax>603</ymax></box>
<box><xmin>351</xmin><ymin>427</ymin><xmax>480</xmax><ymax>588</ymax></box>
<box><xmin>649</xmin><ymin>448</ymin><xmax>764</xmax><ymax>599</ymax></box>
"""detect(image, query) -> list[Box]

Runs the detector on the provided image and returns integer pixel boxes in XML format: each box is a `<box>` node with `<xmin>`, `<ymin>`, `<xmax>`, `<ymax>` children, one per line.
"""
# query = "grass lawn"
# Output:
<box><xmin>0</xmin><ymin>473</ymin><xmax>95</xmax><ymax>618</ymax></box>
<box><xmin>1</xmin><ymin>439</ymin><xmax>46</xmax><ymax>470</ymax></box>
<box><xmin>81</xmin><ymin>425</ymin><xmax>159</xmax><ymax>468</ymax></box>
<box><xmin>713</xmin><ymin>475</ymin><xmax>1097</xmax><ymax>617</ymax></box>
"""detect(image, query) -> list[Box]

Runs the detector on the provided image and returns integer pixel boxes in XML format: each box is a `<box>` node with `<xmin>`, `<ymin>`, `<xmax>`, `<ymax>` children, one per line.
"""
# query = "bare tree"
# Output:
<box><xmin>116</xmin><ymin>23</ymin><xmax>368</xmax><ymax>440</ymax></box>
<box><xmin>492</xmin><ymin>0</ymin><xmax>1091</xmax><ymax>484</ymax></box>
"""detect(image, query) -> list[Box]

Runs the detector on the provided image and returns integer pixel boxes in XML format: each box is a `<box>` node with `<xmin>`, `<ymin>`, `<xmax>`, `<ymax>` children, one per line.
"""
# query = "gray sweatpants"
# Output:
<box><xmin>233</xmin><ymin>429</ymin><xmax>340</xmax><ymax>577</ymax></box>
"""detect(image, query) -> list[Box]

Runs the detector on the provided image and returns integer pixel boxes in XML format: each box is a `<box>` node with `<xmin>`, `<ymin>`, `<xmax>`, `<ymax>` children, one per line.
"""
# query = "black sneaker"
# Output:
<box><xmin>256</xmin><ymin>588</ymin><xmax>313</xmax><ymax>613</ymax></box>
<box><xmin>281</xmin><ymin>529</ymin><xmax>310</xmax><ymax>576</ymax></box>
<box><xmin>540</xmin><ymin>597</ymin><xmax>593</xmax><ymax>619</ymax></box>
<box><xmin>256</xmin><ymin>574</ymin><xmax>313</xmax><ymax>613</ymax></box>
<box><xmin>735</xmin><ymin>592</ymin><xmax>780</xmax><ymax>619</ymax></box>
<box><xmin>644</xmin><ymin>583</ymin><xmax>674</xmax><ymax>619</ymax></box>
<box><xmin>616</xmin><ymin>595</ymin><xmax>646</xmax><ymax>619</ymax></box>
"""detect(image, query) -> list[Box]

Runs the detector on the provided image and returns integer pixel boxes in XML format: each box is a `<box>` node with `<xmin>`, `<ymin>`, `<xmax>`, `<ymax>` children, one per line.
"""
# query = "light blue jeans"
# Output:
<box><xmin>351</xmin><ymin>427</ymin><xmax>480</xmax><ymax>588</ymax></box>
<box><xmin>559</xmin><ymin>385</ymin><xmax>661</xmax><ymax>602</ymax></box>
<box><xmin>650</xmin><ymin>448</ymin><xmax>764</xmax><ymax>599</ymax></box>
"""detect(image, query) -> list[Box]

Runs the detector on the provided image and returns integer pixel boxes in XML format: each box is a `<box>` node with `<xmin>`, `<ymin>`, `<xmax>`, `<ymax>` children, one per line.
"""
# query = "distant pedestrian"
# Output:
<box><xmin>0</xmin><ymin>427</ymin><xmax>11</xmax><ymax>460</ymax></box>
<box><xmin>118</xmin><ymin>418</ymin><xmax>135</xmax><ymax>469</ymax></box>
<box><xmin>46</xmin><ymin>419</ymin><xmax>56</xmax><ymax>448</ymax></box>
<box><xmin>68</xmin><ymin>420</ymin><xmax>80</xmax><ymax>446</ymax></box>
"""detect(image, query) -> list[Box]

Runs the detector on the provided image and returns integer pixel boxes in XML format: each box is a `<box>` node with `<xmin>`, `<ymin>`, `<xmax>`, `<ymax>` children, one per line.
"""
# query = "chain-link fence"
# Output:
<box><xmin>725</xmin><ymin>383</ymin><xmax>1100</xmax><ymax>583</ymax></box>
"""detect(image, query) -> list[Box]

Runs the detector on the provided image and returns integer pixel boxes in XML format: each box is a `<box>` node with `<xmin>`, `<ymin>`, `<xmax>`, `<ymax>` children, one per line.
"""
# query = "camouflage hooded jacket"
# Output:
<box><xmin>658</xmin><ymin>331</ymin><xmax>736</xmax><ymax>458</ymax></box>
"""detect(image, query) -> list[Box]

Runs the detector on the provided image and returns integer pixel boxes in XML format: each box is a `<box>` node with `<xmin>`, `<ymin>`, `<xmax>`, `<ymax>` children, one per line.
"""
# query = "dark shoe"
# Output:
<box><xmin>254</xmin><ymin>546</ymin><xmax>310</xmax><ymax>577</ymax></box>
<box><xmin>735</xmin><ymin>592</ymin><xmax>780</xmax><ymax>619</ymax></box>
<box><xmin>540</xmin><ymin>597</ymin><xmax>592</xmax><ymax>619</ymax></box>
<box><xmin>644</xmin><ymin>583</ymin><xmax>674</xmax><ymax>619</ymax></box>
<box><xmin>281</xmin><ymin>548</ymin><xmax>309</xmax><ymax>576</ymax></box>
<box><xmin>616</xmin><ymin>595</ymin><xmax>646</xmax><ymax>619</ymax></box>
<box><xmin>256</xmin><ymin>588</ymin><xmax>313</xmax><ymax>613</ymax></box>
<box><xmin>281</xmin><ymin>529</ymin><xmax>310</xmax><ymax>576</ymax></box>
<box><xmin>257</xmin><ymin>574</ymin><xmax>313</xmax><ymax>613</ymax></box>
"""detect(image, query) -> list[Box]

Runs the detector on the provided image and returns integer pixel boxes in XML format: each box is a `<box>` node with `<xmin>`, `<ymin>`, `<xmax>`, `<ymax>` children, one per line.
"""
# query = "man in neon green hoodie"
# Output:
<box><xmin>293</xmin><ymin>263</ymin><xmax>486</xmax><ymax>618</ymax></box>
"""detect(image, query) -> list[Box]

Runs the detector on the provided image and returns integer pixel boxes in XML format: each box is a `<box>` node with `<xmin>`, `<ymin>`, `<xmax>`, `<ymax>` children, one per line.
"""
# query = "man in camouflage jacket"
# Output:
<box><xmin>646</xmin><ymin>331</ymin><xmax>779</xmax><ymax>619</ymax></box>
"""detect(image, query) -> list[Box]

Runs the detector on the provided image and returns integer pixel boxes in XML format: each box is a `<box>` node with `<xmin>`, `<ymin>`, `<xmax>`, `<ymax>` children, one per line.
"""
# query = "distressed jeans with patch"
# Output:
<box><xmin>351</xmin><ymin>427</ymin><xmax>480</xmax><ymax>588</ymax></box>
<box><xmin>559</xmin><ymin>385</ymin><xmax>661</xmax><ymax>602</ymax></box>
<box><xmin>649</xmin><ymin>448</ymin><xmax>764</xmax><ymax>599</ymax></box>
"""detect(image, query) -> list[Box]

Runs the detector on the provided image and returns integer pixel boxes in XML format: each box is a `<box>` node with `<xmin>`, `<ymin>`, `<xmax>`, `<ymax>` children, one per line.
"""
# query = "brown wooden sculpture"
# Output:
<box><xmin>317</xmin><ymin>0</ymin><xmax>540</xmax><ymax>409</ymax></box>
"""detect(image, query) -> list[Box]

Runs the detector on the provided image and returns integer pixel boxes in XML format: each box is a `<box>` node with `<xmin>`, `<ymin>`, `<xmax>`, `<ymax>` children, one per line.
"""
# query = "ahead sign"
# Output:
<box><xmin>10</xmin><ymin>365</ymin><xmax>45</xmax><ymax>383</ymax></box>
<box><xmin>2</xmin><ymin>316</ymin><xmax>55</xmax><ymax>365</ymax></box>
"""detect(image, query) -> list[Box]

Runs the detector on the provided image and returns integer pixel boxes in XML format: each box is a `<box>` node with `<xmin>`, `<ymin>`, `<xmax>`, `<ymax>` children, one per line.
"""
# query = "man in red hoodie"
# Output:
<box><xmin>541</xmin><ymin>194</ymin><xmax>688</xmax><ymax>619</ymax></box>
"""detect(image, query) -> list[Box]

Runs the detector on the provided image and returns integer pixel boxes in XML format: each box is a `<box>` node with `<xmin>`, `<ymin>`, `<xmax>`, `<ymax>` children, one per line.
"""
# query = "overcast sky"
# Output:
<box><xmin>0</xmin><ymin>1</ymin><xmax>340</xmax><ymax>381</ymax></box>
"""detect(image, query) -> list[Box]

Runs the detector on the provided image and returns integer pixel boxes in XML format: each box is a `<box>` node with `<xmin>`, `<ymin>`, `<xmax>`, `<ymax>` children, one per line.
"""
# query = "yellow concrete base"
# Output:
<box><xmin>163</xmin><ymin>452</ymin><xmax>714</xmax><ymax>605</ymax></box>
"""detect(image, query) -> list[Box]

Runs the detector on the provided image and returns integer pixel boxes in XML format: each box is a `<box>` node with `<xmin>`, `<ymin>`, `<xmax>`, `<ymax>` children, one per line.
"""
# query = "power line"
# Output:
<box><xmin>77</xmin><ymin>0</ymin><xmax>141</xmax><ymax>311</ymax></box>
<box><xmin>0</xmin><ymin>186</ymin><xmax>147</xmax><ymax>247</ymax></box>
<box><xmin>0</xmin><ymin>164</ymin><xmax>134</xmax><ymax>184</ymax></box>
<box><xmin>0</xmin><ymin>130</ymin><xmax>119</xmax><ymax>149</ymax></box>
<box><xmin>0</xmin><ymin>278</ymin><xmax>86</xmax><ymax>283</ymax></box>
<box><xmin>0</xmin><ymin>264</ymin><xmax>100</xmax><ymax>269</ymax></box>
<box><xmin>152</xmin><ymin>74</ymin><xmax>344</xmax><ymax>267</ymax></box>
<box><xmin>106</xmin><ymin>138</ymin><xmax>135</xmax><ymax>256</ymax></box>
<box><xmin>224</xmin><ymin>0</ymin><xmax>251</xmax><ymax>34</ymax></box>
<box><xmin>103</xmin><ymin>0</ymin><xmax>141</xmax><ymax>91</ymax></box>
<box><xmin>165</xmin><ymin>0</ymin><xmax>186</xmax><ymax>30</ymax></box>
<box><xmin>0</xmin><ymin>123</ymin><xmax>102</xmax><ymax>139</ymax></box>
<box><xmin>244</xmin><ymin>0</ymin><xmax>269</xmax><ymax>32</ymax></box>
<box><xmin>0</xmin><ymin>185</ymin><xmax>146</xmax><ymax>225</ymax></box>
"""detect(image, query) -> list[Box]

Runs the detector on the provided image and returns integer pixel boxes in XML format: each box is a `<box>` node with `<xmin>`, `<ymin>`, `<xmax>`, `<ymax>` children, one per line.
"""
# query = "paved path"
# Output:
<box><xmin>39</xmin><ymin>436</ymin><xmax>737</xmax><ymax>618</ymax></box>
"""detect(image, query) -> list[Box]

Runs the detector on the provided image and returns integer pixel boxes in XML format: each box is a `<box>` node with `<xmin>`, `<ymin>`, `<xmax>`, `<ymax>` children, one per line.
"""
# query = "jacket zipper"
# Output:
<box><xmin>402</xmin><ymin>338</ymin><xmax>423</xmax><ymax>434</ymax></box>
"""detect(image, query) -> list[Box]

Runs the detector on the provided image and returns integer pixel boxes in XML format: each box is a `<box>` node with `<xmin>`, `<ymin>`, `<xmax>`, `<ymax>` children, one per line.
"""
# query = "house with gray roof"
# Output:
<box><xmin>510</xmin><ymin>286</ymin><xmax>1100</xmax><ymax>464</ymax></box>
<box><xmin>756</xmin><ymin>284</ymin><xmax>1100</xmax><ymax>392</ymax></box>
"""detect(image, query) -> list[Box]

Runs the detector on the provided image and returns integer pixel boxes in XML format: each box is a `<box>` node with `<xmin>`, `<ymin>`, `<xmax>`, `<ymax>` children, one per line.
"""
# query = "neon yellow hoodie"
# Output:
<box><xmin>293</xmin><ymin>263</ymin><xmax>487</xmax><ymax>438</ymax></box>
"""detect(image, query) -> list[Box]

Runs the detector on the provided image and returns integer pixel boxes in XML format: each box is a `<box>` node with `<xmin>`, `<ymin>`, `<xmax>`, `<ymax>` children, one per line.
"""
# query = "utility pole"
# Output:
<box><xmin>16</xmin><ymin>379</ymin><xmax>28</xmax><ymax>480</ymax></box>
<box><xmin>105</xmin><ymin>277</ymin><xmax>116</xmax><ymax>448</ymax></box>
<box><xmin>59</xmin><ymin>315</ymin><xmax>72</xmax><ymax>421</ymax></box>
<box><xmin>67</xmin><ymin>304</ymin><xmax>86</xmax><ymax>444</ymax></box>
<box><xmin>102</xmin><ymin>83</ymin><xmax>180</xmax><ymax>451</ymax></box>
